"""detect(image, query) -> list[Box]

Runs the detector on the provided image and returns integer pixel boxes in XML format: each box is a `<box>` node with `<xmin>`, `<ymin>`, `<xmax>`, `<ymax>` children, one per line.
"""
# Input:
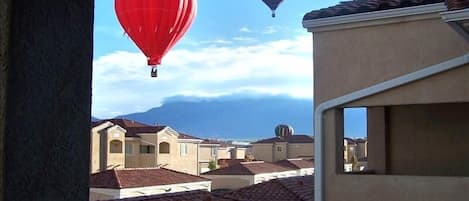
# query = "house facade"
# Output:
<box><xmin>303</xmin><ymin>0</ymin><xmax>469</xmax><ymax>201</ymax></box>
<box><xmin>251</xmin><ymin>135</ymin><xmax>314</xmax><ymax>162</ymax></box>
<box><xmin>91</xmin><ymin>119</ymin><xmax>202</xmax><ymax>175</ymax></box>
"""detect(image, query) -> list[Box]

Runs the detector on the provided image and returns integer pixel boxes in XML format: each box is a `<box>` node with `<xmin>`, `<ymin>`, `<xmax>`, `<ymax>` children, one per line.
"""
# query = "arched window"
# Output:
<box><xmin>159</xmin><ymin>142</ymin><xmax>170</xmax><ymax>154</ymax></box>
<box><xmin>110</xmin><ymin>140</ymin><xmax>123</xmax><ymax>153</ymax></box>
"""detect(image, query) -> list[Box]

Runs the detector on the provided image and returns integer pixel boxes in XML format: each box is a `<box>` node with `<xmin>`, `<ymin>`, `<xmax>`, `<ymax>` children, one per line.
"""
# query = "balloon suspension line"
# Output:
<box><xmin>271</xmin><ymin>10</ymin><xmax>276</xmax><ymax>18</ymax></box>
<box><xmin>151</xmin><ymin>65</ymin><xmax>158</xmax><ymax>78</ymax></box>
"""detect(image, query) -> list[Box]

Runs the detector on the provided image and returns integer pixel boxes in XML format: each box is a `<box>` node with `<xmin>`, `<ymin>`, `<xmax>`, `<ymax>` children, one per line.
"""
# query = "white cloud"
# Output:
<box><xmin>92</xmin><ymin>34</ymin><xmax>313</xmax><ymax>118</ymax></box>
<box><xmin>232</xmin><ymin>37</ymin><xmax>258</xmax><ymax>43</ymax></box>
<box><xmin>240</xmin><ymin>27</ymin><xmax>252</xmax><ymax>33</ymax></box>
<box><xmin>262</xmin><ymin>26</ymin><xmax>279</xmax><ymax>34</ymax></box>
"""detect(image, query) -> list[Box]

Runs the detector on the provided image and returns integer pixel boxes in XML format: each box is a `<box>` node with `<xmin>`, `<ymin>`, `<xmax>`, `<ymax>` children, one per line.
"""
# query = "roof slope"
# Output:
<box><xmin>103</xmin><ymin>190</ymin><xmax>232</xmax><ymax>201</ymax></box>
<box><xmin>303</xmin><ymin>0</ymin><xmax>444</xmax><ymax>20</ymax></box>
<box><xmin>223</xmin><ymin>175</ymin><xmax>314</xmax><ymax>201</ymax></box>
<box><xmin>253</xmin><ymin>135</ymin><xmax>314</xmax><ymax>144</ymax></box>
<box><xmin>90</xmin><ymin>168</ymin><xmax>209</xmax><ymax>189</ymax></box>
<box><xmin>202</xmin><ymin>161</ymin><xmax>293</xmax><ymax>175</ymax></box>
<box><xmin>275</xmin><ymin>159</ymin><xmax>314</xmax><ymax>169</ymax></box>
<box><xmin>92</xmin><ymin>119</ymin><xmax>166</xmax><ymax>137</ymax></box>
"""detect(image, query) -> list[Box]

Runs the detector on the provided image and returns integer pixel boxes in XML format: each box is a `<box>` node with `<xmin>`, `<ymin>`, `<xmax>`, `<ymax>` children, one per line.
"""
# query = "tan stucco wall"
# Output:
<box><xmin>89</xmin><ymin>191</ymin><xmax>114</xmax><ymax>201</ymax></box>
<box><xmin>105</xmin><ymin>127</ymin><xmax>125</xmax><ymax>170</ymax></box>
<box><xmin>202</xmin><ymin>175</ymin><xmax>254</xmax><ymax>190</ymax></box>
<box><xmin>252</xmin><ymin>144</ymin><xmax>273</xmax><ymax>162</ymax></box>
<box><xmin>124</xmin><ymin>140</ymin><xmax>140</xmax><ymax>168</ymax></box>
<box><xmin>287</xmin><ymin>143</ymin><xmax>314</xmax><ymax>159</ymax></box>
<box><xmin>313</xmin><ymin>15</ymin><xmax>469</xmax><ymax>108</ymax></box>
<box><xmin>273</xmin><ymin>142</ymin><xmax>287</xmax><ymax>162</ymax></box>
<box><xmin>90</xmin><ymin>130</ymin><xmax>101</xmax><ymax>173</ymax></box>
<box><xmin>387</xmin><ymin>103</ymin><xmax>469</xmax><ymax>176</ymax></box>
<box><xmin>199</xmin><ymin>146</ymin><xmax>217</xmax><ymax>162</ymax></box>
<box><xmin>235</xmin><ymin>149</ymin><xmax>246</xmax><ymax>159</ymax></box>
<box><xmin>217</xmin><ymin>147</ymin><xmax>232</xmax><ymax>159</ymax></box>
<box><xmin>311</xmin><ymin>11</ymin><xmax>469</xmax><ymax>200</ymax></box>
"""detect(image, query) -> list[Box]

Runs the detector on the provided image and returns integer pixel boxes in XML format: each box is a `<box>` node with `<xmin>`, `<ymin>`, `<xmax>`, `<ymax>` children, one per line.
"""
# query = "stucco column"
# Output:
<box><xmin>367</xmin><ymin>107</ymin><xmax>388</xmax><ymax>174</ymax></box>
<box><xmin>2</xmin><ymin>0</ymin><xmax>94</xmax><ymax>200</ymax></box>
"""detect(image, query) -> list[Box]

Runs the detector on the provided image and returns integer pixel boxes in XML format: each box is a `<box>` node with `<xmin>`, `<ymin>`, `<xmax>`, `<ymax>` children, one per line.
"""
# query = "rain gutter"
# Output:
<box><xmin>314</xmin><ymin>53</ymin><xmax>469</xmax><ymax>201</ymax></box>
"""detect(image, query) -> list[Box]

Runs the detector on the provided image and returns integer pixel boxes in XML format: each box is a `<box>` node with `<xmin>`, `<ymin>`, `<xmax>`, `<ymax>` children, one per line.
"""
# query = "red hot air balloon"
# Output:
<box><xmin>115</xmin><ymin>0</ymin><xmax>197</xmax><ymax>77</ymax></box>
<box><xmin>262</xmin><ymin>0</ymin><xmax>284</xmax><ymax>18</ymax></box>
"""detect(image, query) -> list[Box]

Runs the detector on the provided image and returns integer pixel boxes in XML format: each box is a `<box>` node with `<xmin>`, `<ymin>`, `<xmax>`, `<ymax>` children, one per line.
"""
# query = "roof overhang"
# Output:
<box><xmin>303</xmin><ymin>3</ymin><xmax>447</xmax><ymax>32</ymax></box>
<box><xmin>441</xmin><ymin>8</ymin><xmax>469</xmax><ymax>41</ymax></box>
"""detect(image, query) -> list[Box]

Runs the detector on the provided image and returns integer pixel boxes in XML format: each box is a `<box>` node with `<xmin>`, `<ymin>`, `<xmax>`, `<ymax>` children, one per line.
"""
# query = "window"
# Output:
<box><xmin>140</xmin><ymin>145</ymin><xmax>155</xmax><ymax>154</ymax></box>
<box><xmin>159</xmin><ymin>142</ymin><xmax>170</xmax><ymax>154</ymax></box>
<box><xmin>277</xmin><ymin>146</ymin><xmax>282</xmax><ymax>152</ymax></box>
<box><xmin>125</xmin><ymin>143</ymin><xmax>133</xmax><ymax>154</ymax></box>
<box><xmin>211</xmin><ymin>147</ymin><xmax>217</xmax><ymax>156</ymax></box>
<box><xmin>180</xmin><ymin>143</ymin><xmax>188</xmax><ymax>156</ymax></box>
<box><xmin>109</xmin><ymin>140</ymin><xmax>123</xmax><ymax>153</ymax></box>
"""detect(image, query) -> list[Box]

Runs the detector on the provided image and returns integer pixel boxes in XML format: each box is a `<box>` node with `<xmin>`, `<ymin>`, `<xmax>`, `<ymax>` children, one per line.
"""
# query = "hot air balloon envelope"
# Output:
<box><xmin>115</xmin><ymin>0</ymin><xmax>197</xmax><ymax>77</ymax></box>
<box><xmin>262</xmin><ymin>0</ymin><xmax>284</xmax><ymax>17</ymax></box>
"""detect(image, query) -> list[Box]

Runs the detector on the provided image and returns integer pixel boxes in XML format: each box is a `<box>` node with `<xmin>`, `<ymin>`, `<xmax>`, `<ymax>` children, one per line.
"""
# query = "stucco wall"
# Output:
<box><xmin>312</xmin><ymin>11</ymin><xmax>469</xmax><ymax>201</ymax></box>
<box><xmin>388</xmin><ymin>103</ymin><xmax>469</xmax><ymax>176</ymax></box>
<box><xmin>202</xmin><ymin>175</ymin><xmax>253</xmax><ymax>190</ymax></box>
<box><xmin>313</xmin><ymin>14</ymin><xmax>469</xmax><ymax>108</ymax></box>
<box><xmin>217</xmin><ymin>147</ymin><xmax>232</xmax><ymax>159</ymax></box>
<box><xmin>287</xmin><ymin>143</ymin><xmax>314</xmax><ymax>159</ymax></box>
<box><xmin>2</xmin><ymin>0</ymin><xmax>93</xmax><ymax>200</ymax></box>
<box><xmin>124</xmin><ymin>140</ymin><xmax>140</xmax><ymax>168</ymax></box>
<box><xmin>90</xmin><ymin>130</ymin><xmax>101</xmax><ymax>173</ymax></box>
<box><xmin>273</xmin><ymin>142</ymin><xmax>287</xmax><ymax>162</ymax></box>
<box><xmin>105</xmin><ymin>127</ymin><xmax>125</xmax><ymax>169</ymax></box>
<box><xmin>252</xmin><ymin>144</ymin><xmax>273</xmax><ymax>162</ymax></box>
<box><xmin>199</xmin><ymin>146</ymin><xmax>217</xmax><ymax>162</ymax></box>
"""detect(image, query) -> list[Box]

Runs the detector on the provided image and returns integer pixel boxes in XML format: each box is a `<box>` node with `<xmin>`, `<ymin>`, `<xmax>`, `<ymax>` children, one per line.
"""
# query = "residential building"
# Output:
<box><xmin>201</xmin><ymin>161</ymin><xmax>297</xmax><ymax>190</ymax></box>
<box><xmin>91</xmin><ymin>119</ymin><xmax>202</xmax><ymax>175</ymax></box>
<box><xmin>89</xmin><ymin>168</ymin><xmax>211</xmax><ymax>201</ymax></box>
<box><xmin>223</xmin><ymin>175</ymin><xmax>314</xmax><ymax>201</ymax></box>
<box><xmin>199</xmin><ymin>139</ymin><xmax>220</xmax><ymax>173</ymax></box>
<box><xmin>275</xmin><ymin>158</ymin><xmax>314</xmax><ymax>176</ymax></box>
<box><xmin>303</xmin><ymin>0</ymin><xmax>469</xmax><ymax>201</ymax></box>
<box><xmin>251</xmin><ymin>135</ymin><xmax>314</xmax><ymax>162</ymax></box>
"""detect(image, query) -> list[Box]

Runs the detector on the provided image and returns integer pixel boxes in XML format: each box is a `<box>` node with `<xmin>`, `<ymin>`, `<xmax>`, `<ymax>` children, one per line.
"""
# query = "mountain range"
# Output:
<box><xmin>93</xmin><ymin>95</ymin><xmax>366</xmax><ymax>141</ymax></box>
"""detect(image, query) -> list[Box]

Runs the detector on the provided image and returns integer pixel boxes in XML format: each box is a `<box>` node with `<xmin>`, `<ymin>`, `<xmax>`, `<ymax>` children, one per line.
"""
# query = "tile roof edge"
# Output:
<box><xmin>303</xmin><ymin>2</ymin><xmax>446</xmax><ymax>29</ymax></box>
<box><xmin>161</xmin><ymin>168</ymin><xmax>211</xmax><ymax>180</ymax></box>
<box><xmin>112</xmin><ymin>169</ymin><xmax>124</xmax><ymax>189</ymax></box>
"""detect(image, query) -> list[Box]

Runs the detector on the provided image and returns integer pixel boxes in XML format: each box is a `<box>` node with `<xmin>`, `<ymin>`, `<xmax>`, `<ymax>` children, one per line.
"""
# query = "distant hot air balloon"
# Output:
<box><xmin>275</xmin><ymin>124</ymin><xmax>294</xmax><ymax>138</ymax></box>
<box><xmin>115</xmin><ymin>0</ymin><xmax>197</xmax><ymax>77</ymax></box>
<box><xmin>262</xmin><ymin>0</ymin><xmax>284</xmax><ymax>18</ymax></box>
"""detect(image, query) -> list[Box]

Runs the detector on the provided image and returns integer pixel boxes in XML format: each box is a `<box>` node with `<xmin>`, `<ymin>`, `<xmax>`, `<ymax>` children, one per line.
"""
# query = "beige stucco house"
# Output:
<box><xmin>201</xmin><ymin>161</ymin><xmax>298</xmax><ymax>190</ymax></box>
<box><xmin>91</xmin><ymin>119</ymin><xmax>202</xmax><ymax>175</ymax></box>
<box><xmin>303</xmin><ymin>0</ymin><xmax>469</xmax><ymax>201</ymax></box>
<box><xmin>89</xmin><ymin>168</ymin><xmax>211</xmax><ymax>201</ymax></box>
<box><xmin>251</xmin><ymin>135</ymin><xmax>314</xmax><ymax>162</ymax></box>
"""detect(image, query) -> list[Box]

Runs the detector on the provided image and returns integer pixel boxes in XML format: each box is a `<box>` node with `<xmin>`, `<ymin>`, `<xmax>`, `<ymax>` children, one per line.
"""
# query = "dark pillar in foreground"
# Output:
<box><xmin>1</xmin><ymin>0</ymin><xmax>94</xmax><ymax>200</ymax></box>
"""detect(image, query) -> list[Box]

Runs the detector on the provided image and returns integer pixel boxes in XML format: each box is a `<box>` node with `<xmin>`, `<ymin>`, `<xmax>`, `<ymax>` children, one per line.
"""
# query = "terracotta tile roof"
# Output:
<box><xmin>92</xmin><ymin>119</ymin><xmax>166</xmax><ymax>137</ymax></box>
<box><xmin>446</xmin><ymin>0</ymin><xmax>469</xmax><ymax>10</ymax></box>
<box><xmin>252</xmin><ymin>135</ymin><xmax>314</xmax><ymax>144</ymax></box>
<box><xmin>201</xmin><ymin>139</ymin><xmax>222</xmax><ymax>145</ymax></box>
<box><xmin>223</xmin><ymin>175</ymin><xmax>314</xmax><ymax>201</ymax></box>
<box><xmin>275</xmin><ymin>159</ymin><xmax>314</xmax><ymax>169</ymax></box>
<box><xmin>303</xmin><ymin>0</ymin><xmax>444</xmax><ymax>20</ymax></box>
<box><xmin>202</xmin><ymin>161</ymin><xmax>294</xmax><ymax>175</ymax></box>
<box><xmin>178</xmin><ymin>133</ymin><xmax>202</xmax><ymax>140</ymax></box>
<box><xmin>90</xmin><ymin>168</ymin><xmax>209</xmax><ymax>189</ymax></box>
<box><xmin>103</xmin><ymin>190</ymin><xmax>232</xmax><ymax>201</ymax></box>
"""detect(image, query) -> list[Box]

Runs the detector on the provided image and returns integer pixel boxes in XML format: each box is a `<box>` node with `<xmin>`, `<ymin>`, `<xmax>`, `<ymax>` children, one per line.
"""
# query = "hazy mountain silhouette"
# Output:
<box><xmin>116</xmin><ymin>95</ymin><xmax>366</xmax><ymax>140</ymax></box>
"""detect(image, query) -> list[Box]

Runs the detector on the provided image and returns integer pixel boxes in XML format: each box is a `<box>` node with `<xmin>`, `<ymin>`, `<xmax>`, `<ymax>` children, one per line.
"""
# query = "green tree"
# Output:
<box><xmin>208</xmin><ymin>160</ymin><xmax>217</xmax><ymax>170</ymax></box>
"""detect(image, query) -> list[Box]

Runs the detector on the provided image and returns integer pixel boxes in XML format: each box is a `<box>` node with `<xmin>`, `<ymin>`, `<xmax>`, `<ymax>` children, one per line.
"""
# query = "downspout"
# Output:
<box><xmin>314</xmin><ymin>53</ymin><xmax>469</xmax><ymax>201</ymax></box>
